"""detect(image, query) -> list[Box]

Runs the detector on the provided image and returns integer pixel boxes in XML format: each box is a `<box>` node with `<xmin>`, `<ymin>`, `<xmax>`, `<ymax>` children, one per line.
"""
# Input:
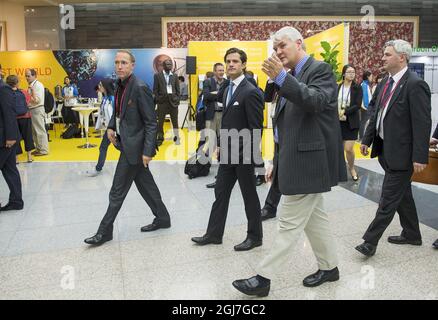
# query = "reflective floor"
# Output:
<box><xmin>0</xmin><ymin>159</ymin><xmax>437</xmax><ymax>299</ymax></box>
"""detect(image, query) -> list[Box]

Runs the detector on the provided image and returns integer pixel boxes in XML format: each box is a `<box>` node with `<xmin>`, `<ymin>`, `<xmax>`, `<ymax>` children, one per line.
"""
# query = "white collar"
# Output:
<box><xmin>389</xmin><ymin>66</ymin><xmax>408</xmax><ymax>84</ymax></box>
<box><xmin>29</xmin><ymin>79</ymin><xmax>38</xmax><ymax>87</ymax></box>
<box><xmin>230</xmin><ymin>73</ymin><xmax>245</xmax><ymax>88</ymax></box>
<box><xmin>163</xmin><ymin>70</ymin><xmax>173</xmax><ymax>77</ymax></box>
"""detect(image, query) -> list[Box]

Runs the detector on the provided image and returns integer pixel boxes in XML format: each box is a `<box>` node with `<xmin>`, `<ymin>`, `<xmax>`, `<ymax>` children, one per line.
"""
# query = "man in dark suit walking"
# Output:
<box><xmin>233</xmin><ymin>27</ymin><xmax>346</xmax><ymax>297</ymax></box>
<box><xmin>356</xmin><ymin>40</ymin><xmax>431</xmax><ymax>257</ymax></box>
<box><xmin>153</xmin><ymin>59</ymin><xmax>180</xmax><ymax>146</ymax></box>
<box><xmin>191</xmin><ymin>47</ymin><xmax>264</xmax><ymax>251</ymax></box>
<box><xmin>85</xmin><ymin>50</ymin><xmax>171</xmax><ymax>246</ymax></box>
<box><xmin>0</xmin><ymin>78</ymin><xmax>24</xmax><ymax>211</ymax></box>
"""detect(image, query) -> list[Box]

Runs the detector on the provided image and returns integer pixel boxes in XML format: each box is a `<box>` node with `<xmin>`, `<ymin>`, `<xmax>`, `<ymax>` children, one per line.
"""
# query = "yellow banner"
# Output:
<box><xmin>0</xmin><ymin>50</ymin><xmax>67</xmax><ymax>91</ymax></box>
<box><xmin>304</xmin><ymin>23</ymin><xmax>348</xmax><ymax>74</ymax></box>
<box><xmin>188</xmin><ymin>41</ymin><xmax>269</xmax><ymax>119</ymax></box>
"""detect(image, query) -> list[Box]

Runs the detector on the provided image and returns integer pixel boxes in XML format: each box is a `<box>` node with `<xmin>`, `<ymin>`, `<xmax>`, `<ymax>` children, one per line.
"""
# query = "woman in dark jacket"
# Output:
<box><xmin>338</xmin><ymin>64</ymin><xmax>363</xmax><ymax>181</ymax></box>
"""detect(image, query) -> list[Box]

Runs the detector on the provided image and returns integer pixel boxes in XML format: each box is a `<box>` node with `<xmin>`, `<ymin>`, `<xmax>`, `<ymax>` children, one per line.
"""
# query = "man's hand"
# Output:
<box><xmin>360</xmin><ymin>144</ymin><xmax>369</xmax><ymax>156</ymax></box>
<box><xmin>142</xmin><ymin>155</ymin><xmax>152</xmax><ymax>167</ymax></box>
<box><xmin>5</xmin><ymin>140</ymin><xmax>16</xmax><ymax>148</ymax></box>
<box><xmin>265</xmin><ymin>164</ymin><xmax>274</xmax><ymax>183</ymax></box>
<box><xmin>262</xmin><ymin>53</ymin><xmax>284</xmax><ymax>80</ymax></box>
<box><xmin>430</xmin><ymin>138</ymin><xmax>438</xmax><ymax>146</ymax></box>
<box><xmin>413</xmin><ymin>162</ymin><xmax>427</xmax><ymax>174</ymax></box>
<box><xmin>107</xmin><ymin>129</ymin><xmax>117</xmax><ymax>146</ymax></box>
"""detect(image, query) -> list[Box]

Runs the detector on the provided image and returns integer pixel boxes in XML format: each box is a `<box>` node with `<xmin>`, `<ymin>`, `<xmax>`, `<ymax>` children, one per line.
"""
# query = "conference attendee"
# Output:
<box><xmin>338</xmin><ymin>64</ymin><xmax>362</xmax><ymax>181</ymax></box>
<box><xmin>191</xmin><ymin>47</ymin><xmax>264</xmax><ymax>251</ymax></box>
<box><xmin>86</xmin><ymin>79</ymin><xmax>115</xmax><ymax>177</ymax></box>
<box><xmin>25</xmin><ymin>69</ymin><xmax>49</xmax><ymax>156</ymax></box>
<box><xmin>5</xmin><ymin>75</ymin><xmax>34</xmax><ymax>163</ymax></box>
<box><xmin>430</xmin><ymin>124</ymin><xmax>438</xmax><ymax>249</ymax></box>
<box><xmin>61</xmin><ymin>76</ymin><xmax>80</xmax><ymax>126</ymax></box>
<box><xmin>0</xmin><ymin>80</ymin><xmax>23</xmax><ymax>211</ymax></box>
<box><xmin>178</xmin><ymin>76</ymin><xmax>188</xmax><ymax>100</ymax></box>
<box><xmin>153</xmin><ymin>59</ymin><xmax>180</xmax><ymax>146</ymax></box>
<box><xmin>233</xmin><ymin>27</ymin><xmax>346</xmax><ymax>297</ymax></box>
<box><xmin>84</xmin><ymin>50</ymin><xmax>171</xmax><ymax>246</ymax></box>
<box><xmin>359</xmin><ymin>70</ymin><xmax>373</xmax><ymax>140</ymax></box>
<box><xmin>356</xmin><ymin>40</ymin><xmax>431</xmax><ymax>257</ymax></box>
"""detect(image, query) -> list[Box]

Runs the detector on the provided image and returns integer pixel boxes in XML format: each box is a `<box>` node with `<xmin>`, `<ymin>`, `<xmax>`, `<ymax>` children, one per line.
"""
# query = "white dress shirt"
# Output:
<box><xmin>163</xmin><ymin>70</ymin><xmax>173</xmax><ymax>94</ymax></box>
<box><xmin>377</xmin><ymin>66</ymin><xmax>408</xmax><ymax>139</ymax></box>
<box><xmin>28</xmin><ymin>79</ymin><xmax>45</xmax><ymax>109</ymax></box>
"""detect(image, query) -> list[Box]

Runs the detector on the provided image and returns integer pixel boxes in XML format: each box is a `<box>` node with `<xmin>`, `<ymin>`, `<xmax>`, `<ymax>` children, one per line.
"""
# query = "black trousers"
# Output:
<box><xmin>98</xmin><ymin>153</ymin><xmax>170</xmax><ymax>235</ymax></box>
<box><xmin>206</xmin><ymin>164</ymin><xmax>262</xmax><ymax>240</ymax></box>
<box><xmin>0</xmin><ymin>144</ymin><xmax>23</xmax><ymax>207</ymax></box>
<box><xmin>362</xmin><ymin>154</ymin><xmax>421</xmax><ymax>246</ymax></box>
<box><xmin>359</xmin><ymin>109</ymin><xmax>370</xmax><ymax>140</ymax></box>
<box><xmin>262</xmin><ymin>182</ymin><xmax>282</xmax><ymax>215</ymax></box>
<box><xmin>157</xmin><ymin>97</ymin><xmax>179</xmax><ymax>142</ymax></box>
<box><xmin>16</xmin><ymin>118</ymin><xmax>35</xmax><ymax>153</ymax></box>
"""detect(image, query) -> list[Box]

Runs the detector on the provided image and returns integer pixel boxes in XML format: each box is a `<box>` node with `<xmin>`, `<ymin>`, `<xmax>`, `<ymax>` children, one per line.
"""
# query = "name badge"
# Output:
<box><xmin>166</xmin><ymin>85</ymin><xmax>173</xmax><ymax>94</ymax></box>
<box><xmin>116</xmin><ymin>117</ymin><xmax>121</xmax><ymax>135</ymax></box>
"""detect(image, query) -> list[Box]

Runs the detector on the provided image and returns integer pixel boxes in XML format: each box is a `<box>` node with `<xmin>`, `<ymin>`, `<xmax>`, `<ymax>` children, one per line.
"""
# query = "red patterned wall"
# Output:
<box><xmin>167</xmin><ymin>20</ymin><xmax>414</xmax><ymax>81</ymax></box>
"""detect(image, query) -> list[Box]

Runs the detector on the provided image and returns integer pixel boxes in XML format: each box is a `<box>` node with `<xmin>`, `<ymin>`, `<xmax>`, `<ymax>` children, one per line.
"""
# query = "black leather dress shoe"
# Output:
<box><xmin>140</xmin><ymin>222</ymin><xmax>171</xmax><ymax>232</ymax></box>
<box><xmin>206</xmin><ymin>181</ymin><xmax>216</xmax><ymax>188</ymax></box>
<box><xmin>234</xmin><ymin>238</ymin><xmax>262</xmax><ymax>251</ymax></box>
<box><xmin>0</xmin><ymin>203</ymin><xmax>24</xmax><ymax>211</ymax></box>
<box><xmin>303</xmin><ymin>267</ymin><xmax>339</xmax><ymax>287</ymax></box>
<box><xmin>84</xmin><ymin>233</ymin><xmax>113</xmax><ymax>245</ymax></box>
<box><xmin>261</xmin><ymin>208</ymin><xmax>276</xmax><ymax>221</ymax></box>
<box><xmin>191</xmin><ymin>235</ymin><xmax>222</xmax><ymax>245</ymax></box>
<box><xmin>355</xmin><ymin>242</ymin><xmax>377</xmax><ymax>257</ymax></box>
<box><xmin>433</xmin><ymin>239</ymin><xmax>438</xmax><ymax>249</ymax></box>
<box><xmin>232</xmin><ymin>275</ymin><xmax>270</xmax><ymax>297</ymax></box>
<box><xmin>255</xmin><ymin>175</ymin><xmax>265</xmax><ymax>186</ymax></box>
<box><xmin>387</xmin><ymin>235</ymin><xmax>422</xmax><ymax>246</ymax></box>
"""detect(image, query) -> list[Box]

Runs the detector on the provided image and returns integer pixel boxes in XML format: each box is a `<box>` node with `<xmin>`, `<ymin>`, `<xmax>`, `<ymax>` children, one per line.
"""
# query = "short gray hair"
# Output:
<box><xmin>271</xmin><ymin>27</ymin><xmax>306</xmax><ymax>51</ymax></box>
<box><xmin>117</xmin><ymin>49</ymin><xmax>136</xmax><ymax>63</ymax></box>
<box><xmin>385</xmin><ymin>40</ymin><xmax>412</xmax><ymax>62</ymax></box>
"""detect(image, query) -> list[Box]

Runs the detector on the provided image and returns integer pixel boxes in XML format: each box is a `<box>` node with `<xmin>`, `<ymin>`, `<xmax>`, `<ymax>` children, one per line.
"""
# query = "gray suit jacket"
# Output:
<box><xmin>273</xmin><ymin>57</ymin><xmax>347</xmax><ymax>195</ymax></box>
<box><xmin>108</xmin><ymin>74</ymin><xmax>157</xmax><ymax>165</ymax></box>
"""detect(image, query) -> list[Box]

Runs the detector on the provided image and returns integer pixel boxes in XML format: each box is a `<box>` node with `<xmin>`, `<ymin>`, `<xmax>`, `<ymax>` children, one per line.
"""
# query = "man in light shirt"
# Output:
<box><xmin>25</xmin><ymin>69</ymin><xmax>49</xmax><ymax>156</ymax></box>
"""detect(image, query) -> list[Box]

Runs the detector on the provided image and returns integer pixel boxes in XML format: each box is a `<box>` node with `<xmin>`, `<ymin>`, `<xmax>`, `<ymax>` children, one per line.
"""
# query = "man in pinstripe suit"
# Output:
<box><xmin>233</xmin><ymin>27</ymin><xmax>347</xmax><ymax>297</ymax></box>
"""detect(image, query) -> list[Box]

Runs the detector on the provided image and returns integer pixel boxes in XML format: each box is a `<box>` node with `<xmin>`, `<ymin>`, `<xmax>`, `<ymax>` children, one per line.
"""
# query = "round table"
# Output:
<box><xmin>72</xmin><ymin>105</ymin><xmax>100</xmax><ymax>148</ymax></box>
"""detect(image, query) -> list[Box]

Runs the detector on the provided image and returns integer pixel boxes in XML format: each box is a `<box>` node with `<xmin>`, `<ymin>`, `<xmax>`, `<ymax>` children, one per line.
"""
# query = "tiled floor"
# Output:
<box><xmin>0</xmin><ymin>159</ymin><xmax>437</xmax><ymax>300</ymax></box>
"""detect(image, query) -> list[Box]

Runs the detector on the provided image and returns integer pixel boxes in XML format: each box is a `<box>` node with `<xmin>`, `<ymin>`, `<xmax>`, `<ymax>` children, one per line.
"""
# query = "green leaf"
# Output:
<box><xmin>321</xmin><ymin>41</ymin><xmax>331</xmax><ymax>52</ymax></box>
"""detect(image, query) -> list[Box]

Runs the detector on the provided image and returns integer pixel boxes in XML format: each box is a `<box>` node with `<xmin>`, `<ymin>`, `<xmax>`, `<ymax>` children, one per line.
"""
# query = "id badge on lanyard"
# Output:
<box><xmin>116</xmin><ymin>117</ymin><xmax>121</xmax><ymax>135</ymax></box>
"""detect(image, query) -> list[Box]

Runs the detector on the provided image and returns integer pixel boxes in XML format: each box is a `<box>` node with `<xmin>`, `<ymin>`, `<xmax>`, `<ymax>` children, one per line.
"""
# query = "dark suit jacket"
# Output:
<box><xmin>153</xmin><ymin>72</ymin><xmax>180</xmax><ymax>108</ymax></box>
<box><xmin>273</xmin><ymin>56</ymin><xmax>347</xmax><ymax>195</ymax></box>
<box><xmin>108</xmin><ymin>74</ymin><xmax>157</xmax><ymax>165</ymax></box>
<box><xmin>219</xmin><ymin>77</ymin><xmax>264</xmax><ymax>165</ymax></box>
<box><xmin>362</xmin><ymin>71</ymin><xmax>431</xmax><ymax>170</ymax></box>
<box><xmin>432</xmin><ymin>123</ymin><xmax>438</xmax><ymax>139</ymax></box>
<box><xmin>202</xmin><ymin>77</ymin><xmax>224</xmax><ymax>121</ymax></box>
<box><xmin>0</xmin><ymin>85</ymin><xmax>19</xmax><ymax>148</ymax></box>
<box><xmin>338</xmin><ymin>82</ymin><xmax>363</xmax><ymax>130</ymax></box>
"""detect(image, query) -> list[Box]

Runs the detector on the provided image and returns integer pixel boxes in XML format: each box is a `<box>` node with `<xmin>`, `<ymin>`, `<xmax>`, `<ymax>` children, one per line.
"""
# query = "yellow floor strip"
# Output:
<box><xmin>16</xmin><ymin>123</ymin><xmax>370</xmax><ymax>163</ymax></box>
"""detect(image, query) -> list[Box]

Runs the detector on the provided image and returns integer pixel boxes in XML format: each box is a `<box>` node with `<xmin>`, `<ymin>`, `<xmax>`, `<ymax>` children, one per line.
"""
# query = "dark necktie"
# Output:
<box><xmin>380</xmin><ymin>77</ymin><xmax>394</xmax><ymax>109</ymax></box>
<box><xmin>226</xmin><ymin>81</ymin><xmax>234</xmax><ymax>106</ymax></box>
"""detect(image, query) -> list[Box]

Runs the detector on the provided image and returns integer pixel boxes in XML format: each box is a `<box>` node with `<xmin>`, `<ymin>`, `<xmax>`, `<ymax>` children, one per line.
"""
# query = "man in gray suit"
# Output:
<box><xmin>85</xmin><ymin>50</ymin><xmax>171</xmax><ymax>246</ymax></box>
<box><xmin>233</xmin><ymin>27</ymin><xmax>347</xmax><ymax>297</ymax></box>
<box><xmin>153</xmin><ymin>59</ymin><xmax>180</xmax><ymax>146</ymax></box>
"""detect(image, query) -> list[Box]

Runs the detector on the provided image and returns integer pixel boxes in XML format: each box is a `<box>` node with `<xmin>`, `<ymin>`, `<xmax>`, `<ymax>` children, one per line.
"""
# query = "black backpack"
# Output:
<box><xmin>184</xmin><ymin>147</ymin><xmax>211</xmax><ymax>179</ymax></box>
<box><xmin>61</xmin><ymin>124</ymin><xmax>81</xmax><ymax>139</ymax></box>
<box><xmin>44</xmin><ymin>88</ymin><xmax>55</xmax><ymax>113</ymax></box>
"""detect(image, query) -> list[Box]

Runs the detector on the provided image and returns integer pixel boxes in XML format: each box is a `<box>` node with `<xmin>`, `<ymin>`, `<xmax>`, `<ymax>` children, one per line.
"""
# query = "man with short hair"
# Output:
<box><xmin>356</xmin><ymin>40</ymin><xmax>431</xmax><ymax>257</ymax></box>
<box><xmin>85</xmin><ymin>50</ymin><xmax>171</xmax><ymax>246</ymax></box>
<box><xmin>0</xmin><ymin>78</ymin><xmax>24</xmax><ymax>211</ymax></box>
<box><xmin>153</xmin><ymin>59</ymin><xmax>180</xmax><ymax>146</ymax></box>
<box><xmin>233</xmin><ymin>26</ymin><xmax>346</xmax><ymax>296</ymax></box>
<box><xmin>192</xmin><ymin>48</ymin><xmax>264</xmax><ymax>251</ymax></box>
<box><xmin>25</xmin><ymin>68</ymin><xmax>49</xmax><ymax>156</ymax></box>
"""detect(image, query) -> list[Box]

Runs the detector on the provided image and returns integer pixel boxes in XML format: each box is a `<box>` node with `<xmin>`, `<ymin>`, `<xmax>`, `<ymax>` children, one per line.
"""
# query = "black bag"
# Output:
<box><xmin>61</xmin><ymin>124</ymin><xmax>80</xmax><ymax>139</ymax></box>
<box><xmin>44</xmin><ymin>88</ymin><xmax>55</xmax><ymax>114</ymax></box>
<box><xmin>195</xmin><ymin>93</ymin><xmax>206</xmax><ymax>131</ymax></box>
<box><xmin>184</xmin><ymin>147</ymin><xmax>211</xmax><ymax>179</ymax></box>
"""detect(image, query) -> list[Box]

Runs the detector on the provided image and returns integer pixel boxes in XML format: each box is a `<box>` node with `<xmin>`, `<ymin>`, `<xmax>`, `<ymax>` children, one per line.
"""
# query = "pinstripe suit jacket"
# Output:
<box><xmin>272</xmin><ymin>57</ymin><xmax>347</xmax><ymax>195</ymax></box>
